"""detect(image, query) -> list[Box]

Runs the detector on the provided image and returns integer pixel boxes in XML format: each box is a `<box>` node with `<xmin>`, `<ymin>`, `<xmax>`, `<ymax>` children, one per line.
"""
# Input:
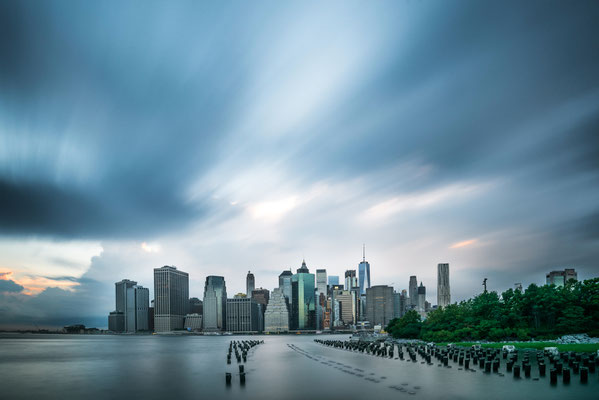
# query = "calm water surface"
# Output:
<box><xmin>1</xmin><ymin>334</ymin><xmax>597</xmax><ymax>399</ymax></box>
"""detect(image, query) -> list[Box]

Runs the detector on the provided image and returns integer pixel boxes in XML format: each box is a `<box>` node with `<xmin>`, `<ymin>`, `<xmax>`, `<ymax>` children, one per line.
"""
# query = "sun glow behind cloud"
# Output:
<box><xmin>450</xmin><ymin>239</ymin><xmax>478</xmax><ymax>249</ymax></box>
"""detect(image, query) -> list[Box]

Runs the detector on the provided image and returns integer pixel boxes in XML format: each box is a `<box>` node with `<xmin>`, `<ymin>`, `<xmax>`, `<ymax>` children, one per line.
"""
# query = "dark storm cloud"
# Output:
<box><xmin>1</xmin><ymin>0</ymin><xmax>598</xmax><ymax>246</ymax></box>
<box><xmin>0</xmin><ymin>279</ymin><xmax>24</xmax><ymax>293</ymax></box>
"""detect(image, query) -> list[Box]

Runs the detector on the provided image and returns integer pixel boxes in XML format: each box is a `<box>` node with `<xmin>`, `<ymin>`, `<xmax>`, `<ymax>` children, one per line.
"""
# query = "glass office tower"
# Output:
<box><xmin>291</xmin><ymin>260</ymin><xmax>316</xmax><ymax>330</ymax></box>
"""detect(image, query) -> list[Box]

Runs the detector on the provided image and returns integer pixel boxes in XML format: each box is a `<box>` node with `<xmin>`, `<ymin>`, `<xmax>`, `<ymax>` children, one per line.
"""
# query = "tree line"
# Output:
<box><xmin>386</xmin><ymin>278</ymin><xmax>599</xmax><ymax>342</ymax></box>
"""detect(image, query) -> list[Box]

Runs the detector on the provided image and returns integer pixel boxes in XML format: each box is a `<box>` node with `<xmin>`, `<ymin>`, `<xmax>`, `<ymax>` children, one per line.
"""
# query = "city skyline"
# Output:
<box><xmin>1</xmin><ymin>1</ymin><xmax>599</xmax><ymax>330</ymax></box>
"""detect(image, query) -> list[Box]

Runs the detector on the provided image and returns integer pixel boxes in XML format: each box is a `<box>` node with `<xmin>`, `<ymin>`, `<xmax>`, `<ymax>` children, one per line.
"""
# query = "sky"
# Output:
<box><xmin>1</xmin><ymin>0</ymin><xmax>598</xmax><ymax>329</ymax></box>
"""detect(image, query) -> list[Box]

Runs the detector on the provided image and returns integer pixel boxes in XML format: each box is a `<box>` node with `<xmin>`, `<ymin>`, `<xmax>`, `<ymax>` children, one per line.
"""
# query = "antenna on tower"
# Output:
<box><xmin>362</xmin><ymin>243</ymin><xmax>365</xmax><ymax>262</ymax></box>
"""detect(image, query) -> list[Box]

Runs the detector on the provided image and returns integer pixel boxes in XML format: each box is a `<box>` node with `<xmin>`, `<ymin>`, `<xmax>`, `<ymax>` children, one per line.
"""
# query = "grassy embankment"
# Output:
<box><xmin>437</xmin><ymin>342</ymin><xmax>599</xmax><ymax>353</ymax></box>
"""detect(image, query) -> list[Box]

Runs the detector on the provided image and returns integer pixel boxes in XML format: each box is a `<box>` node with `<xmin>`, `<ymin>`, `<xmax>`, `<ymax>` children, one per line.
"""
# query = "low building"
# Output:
<box><xmin>108</xmin><ymin>311</ymin><xmax>125</xmax><ymax>332</ymax></box>
<box><xmin>184</xmin><ymin>313</ymin><xmax>203</xmax><ymax>331</ymax></box>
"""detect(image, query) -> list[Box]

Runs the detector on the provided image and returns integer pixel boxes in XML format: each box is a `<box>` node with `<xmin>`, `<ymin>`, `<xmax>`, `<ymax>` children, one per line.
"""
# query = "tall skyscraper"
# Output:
<box><xmin>246</xmin><ymin>271</ymin><xmax>255</xmax><ymax>297</ymax></box>
<box><xmin>291</xmin><ymin>260</ymin><xmax>316</xmax><ymax>330</ymax></box>
<box><xmin>328</xmin><ymin>276</ymin><xmax>339</xmax><ymax>286</ymax></box>
<box><xmin>126</xmin><ymin>285</ymin><xmax>149</xmax><ymax>332</ymax></box>
<box><xmin>264</xmin><ymin>288</ymin><xmax>290</xmax><ymax>333</ymax></box>
<box><xmin>278</xmin><ymin>270</ymin><xmax>293</xmax><ymax>306</ymax></box>
<box><xmin>437</xmin><ymin>263</ymin><xmax>451</xmax><ymax>308</ymax></box>
<box><xmin>365</xmin><ymin>285</ymin><xmax>394</xmax><ymax>327</ymax></box>
<box><xmin>393</xmin><ymin>291</ymin><xmax>401</xmax><ymax>319</ymax></box>
<box><xmin>358</xmin><ymin>245</ymin><xmax>370</xmax><ymax>296</ymax></box>
<box><xmin>345</xmin><ymin>270</ymin><xmax>357</xmax><ymax>290</ymax></box>
<box><xmin>226</xmin><ymin>297</ymin><xmax>261</xmax><ymax>332</ymax></box>
<box><xmin>154</xmin><ymin>266</ymin><xmax>189</xmax><ymax>332</ymax></box>
<box><xmin>203</xmin><ymin>276</ymin><xmax>227</xmax><ymax>331</ymax></box>
<box><xmin>108</xmin><ymin>279</ymin><xmax>137</xmax><ymax>332</ymax></box>
<box><xmin>546</xmin><ymin>268</ymin><xmax>577</xmax><ymax>286</ymax></box>
<box><xmin>417</xmin><ymin>282</ymin><xmax>426</xmax><ymax>315</ymax></box>
<box><xmin>316</xmin><ymin>269</ymin><xmax>327</xmax><ymax>295</ymax></box>
<box><xmin>409</xmin><ymin>276</ymin><xmax>418</xmax><ymax>307</ymax></box>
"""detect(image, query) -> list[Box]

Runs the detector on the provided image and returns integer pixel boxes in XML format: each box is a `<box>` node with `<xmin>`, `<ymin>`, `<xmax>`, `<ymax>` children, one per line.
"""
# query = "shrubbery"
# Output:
<box><xmin>386</xmin><ymin>278</ymin><xmax>599</xmax><ymax>342</ymax></box>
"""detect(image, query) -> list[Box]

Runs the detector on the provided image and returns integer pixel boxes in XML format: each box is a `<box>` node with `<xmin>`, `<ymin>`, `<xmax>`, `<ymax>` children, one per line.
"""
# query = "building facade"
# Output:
<box><xmin>203</xmin><ymin>275</ymin><xmax>227</xmax><ymax>331</ymax></box>
<box><xmin>108</xmin><ymin>311</ymin><xmax>125</xmax><ymax>332</ymax></box>
<box><xmin>291</xmin><ymin>260</ymin><xmax>316</xmax><ymax>330</ymax></box>
<box><xmin>264</xmin><ymin>288</ymin><xmax>290</xmax><ymax>333</ymax></box>
<box><xmin>437</xmin><ymin>263</ymin><xmax>451</xmax><ymax>308</ymax></box>
<box><xmin>278</xmin><ymin>270</ymin><xmax>293</xmax><ymax>307</ymax></box>
<box><xmin>154</xmin><ymin>266</ymin><xmax>189</xmax><ymax>332</ymax></box>
<box><xmin>184</xmin><ymin>313</ymin><xmax>203</xmax><ymax>331</ymax></box>
<box><xmin>345</xmin><ymin>270</ymin><xmax>357</xmax><ymax>291</ymax></box>
<box><xmin>546</xmin><ymin>268</ymin><xmax>577</xmax><ymax>286</ymax></box>
<box><xmin>409</xmin><ymin>276</ymin><xmax>418</xmax><ymax>308</ymax></box>
<box><xmin>328</xmin><ymin>276</ymin><xmax>339</xmax><ymax>286</ymax></box>
<box><xmin>358</xmin><ymin>257</ymin><xmax>370</xmax><ymax>296</ymax></box>
<box><xmin>365</xmin><ymin>285</ymin><xmax>394</xmax><ymax>327</ymax></box>
<box><xmin>126</xmin><ymin>285</ymin><xmax>149</xmax><ymax>332</ymax></box>
<box><xmin>226</xmin><ymin>297</ymin><xmax>261</xmax><ymax>332</ymax></box>
<box><xmin>417</xmin><ymin>282</ymin><xmax>426</xmax><ymax>316</ymax></box>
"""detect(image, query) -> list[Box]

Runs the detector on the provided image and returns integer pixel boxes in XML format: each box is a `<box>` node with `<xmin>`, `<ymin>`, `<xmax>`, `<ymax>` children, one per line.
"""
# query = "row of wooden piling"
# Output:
<box><xmin>314</xmin><ymin>339</ymin><xmax>598</xmax><ymax>385</ymax></box>
<box><xmin>225</xmin><ymin>340</ymin><xmax>264</xmax><ymax>386</ymax></box>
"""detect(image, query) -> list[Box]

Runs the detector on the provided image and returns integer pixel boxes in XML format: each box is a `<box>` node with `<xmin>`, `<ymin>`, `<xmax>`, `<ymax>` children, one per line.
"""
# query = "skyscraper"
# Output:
<box><xmin>278</xmin><ymin>270</ymin><xmax>293</xmax><ymax>307</ymax></box>
<box><xmin>226</xmin><ymin>297</ymin><xmax>261</xmax><ymax>332</ymax></box>
<box><xmin>365</xmin><ymin>285</ymin><xmax>394</xmax><ymax>327</ymax></box>
<box><xmin>393</xmin><ymin>291</ymin><xmax>401</xmax><ymax>319</ymax></box>
<box><xmin>291</xmin><ymin>260</ymin><xmax>316</xmax><ymax>330</ymax></box>
<box><xmin>345</xmin><ymin>270</ymin><xmax>357</xmax><ymax>290</ymax></box>
<box><xmin>409</xmin><ymin>276</ymin><xmax>418</xmax><ymax>308</ymax></box>
<box><xmin>264</xmin><ymin>288</ymin><xmax>289</xmax><ymax>333</ymax></box>
<box><xmin>316</xmin><ymin>269</ymin><xmax>327</xmax><ymax>295</ymax></box>
<box><xmin>246</xmin><ymin>271</ymin><xmax>255</xmax><ymax>297</ymax></box>
<box><xmin>417</xmin><ymin>282</ymin><xmax>426</xmax><ymax>315</ymax></box>
<box><xmin>154</xmin><ymin>266</ymin><xmax>189</xmax><ymax>332</ymax></box>
<box><xmin>126</xmin><ymin>285</ymin><xmax>149</xmax><ymax>332</ymax></box>
<box><xmin>437</xmin><ymin>263</ymin><xmax>451</xmax><ymax>308</ymax></box>
<box><xmin>358</xmin><ymin>245</ymin><xmax>371</xmax><ymax>296</ymax></box>
<box><xmin>328</xmin><ymin>276</ymin><xmax>339</xmax><ymax>286</ymax></box>
<box><xmin>331</xmin><ymin>288</ymin><xmax>354</xmax><ymax>326</ymax></box>
<box><xmin>203</xmin><ymin>276</ymin><xmax>227</xmax><ymax>331</ymax></box>
<box><xmin>108</xmin><ymin>279</ymin><xmax>137</xmax><ymax>332</ymax></box>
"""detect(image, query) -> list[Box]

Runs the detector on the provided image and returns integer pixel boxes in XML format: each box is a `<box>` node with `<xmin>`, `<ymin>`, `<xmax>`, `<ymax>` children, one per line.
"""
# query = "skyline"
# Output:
<box><xmin>1</xmin><ymin>0</ymin><xmax>599</xmax><ymax>329</ymax></box>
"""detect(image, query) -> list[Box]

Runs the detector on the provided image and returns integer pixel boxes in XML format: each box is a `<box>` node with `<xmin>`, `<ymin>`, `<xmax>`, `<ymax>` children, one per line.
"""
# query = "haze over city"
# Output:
<box><xmin>1</xmin><ymin>0</ymin><xmax>599</xmax><ymax>330</ymax></box>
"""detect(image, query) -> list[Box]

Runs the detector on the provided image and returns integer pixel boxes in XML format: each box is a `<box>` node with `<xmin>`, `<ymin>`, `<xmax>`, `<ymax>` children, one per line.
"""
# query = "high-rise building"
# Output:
<box><xmin>417</xmin><ymin>282</ymin><xmax>426</xmax><ymax>315</ymax></box>
<box><xmin>437</xmin><ymin>263</ymin><xmax>451</xmax><ymax>308</ymax></box>
<box><xmin>226</xmin><ymin>297</ymin><xmax>261</xmax><ymax>332</ymax></box>
<box><xmin>358</xmin><ymin>245</ymin><xmax>371</xmax><ymax>296</ymax></box>
<box><xmin>126</xmin><ymin>285</ymin><xmax>149</xmax><ymax>332</ymax></box>
<box><xmin>316</xmin><ymin>269</ymin><xmax>327</xmax><ymax>295</ymax></box>
<box><xmin>108</xmin><ymin>279</ymin><xmax>137</xmax><ymax>332</ymax></box>
<box><xmin>278</xmin><ymin>270</ymin><xmax>293</xmax><ymax>306</ymax></box>
<box><xmin>251</xmin><ymin>288</ymin><xmax>270</xmax><ymax>331</ymax></box>
<box><xmin>189</xmin><ymin>297</ymin><xmax>203</xmax><ymax>314</ymax></box>
<box><xmin>345</xmin><ymin>270</ymin><xmax>357</xmax><ymax>291</ymax></box>
<box><xmin>409</xmin><ymin>276</ymin><xmax>418</xmax><ymax>307</ymax></box>
<box><xmin>328</xmin><ymin>276</ymin><xmax>339</xmax><ymax>286</ymax></box>
<box><xmin>546</xmin><ymin>268</ymin><xmax>577</xmax><ymax>287</ymax></box>
<box><xmin>203</xmin><ymin>276</ymin><xmax>227</xmax><ymax>331</ymax></box>
<box><xmin>331</xmin><ymin>288</ymin><xmax>354</xmax><ymax>326</ymax></box>
<box><xmin>291</xmin><ymin>260</ymin><xmax>316</xmax><ymax>330</ymax></box>
<box><xmin>400</xmin><ymin>290</ymin><xmax>408</xmax><ymax>317</ymax></box>
<box><xmin>246</xmin><ymin>271</ymin><xmax>255</xmax><ymax>297</ymax></box>
<box><xmin>365</xmin><ymin>285</ymin><xmax>394</xmax><ymax>327</ymax></box>
<box><xmin>393</xmin><ymin>291</ymin><xmax>401</xmax><ymax>319</ymax></box>
<box><xmin>264</xmin><ymin>288</ymin><xmax>290</xmax><ymax>333</ymax></box>
<box><xmin>154</xmin><ymin>266</ymin><xmax>189</xmax><ymax>332</ymax></box>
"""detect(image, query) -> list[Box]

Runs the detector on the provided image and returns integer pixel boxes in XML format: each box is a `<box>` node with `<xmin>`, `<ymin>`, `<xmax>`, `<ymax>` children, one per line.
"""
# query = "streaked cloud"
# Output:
<box><xmin>450</xmin><ymin>239</ymin><xmax>478</xmax><ymax>249</ymax></box>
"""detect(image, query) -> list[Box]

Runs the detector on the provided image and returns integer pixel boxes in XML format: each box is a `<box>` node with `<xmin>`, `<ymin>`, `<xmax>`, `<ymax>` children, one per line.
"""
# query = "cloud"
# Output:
<box><xmin>0</xmin><ymin>279</ymin><xmax>23</xmax><ymax>293</ymax></box>
<box><xmin>450</xmin><ymin>239</ymin><xmax>477</xmax><ymax>249</ymax></box>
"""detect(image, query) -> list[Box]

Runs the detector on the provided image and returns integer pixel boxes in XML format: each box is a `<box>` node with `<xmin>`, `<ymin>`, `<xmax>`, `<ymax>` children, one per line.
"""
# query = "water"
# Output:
<box><xmin>0</xmin><ymin>334</ymin><xmax>597</xmax><ymax>399</ymax></box>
